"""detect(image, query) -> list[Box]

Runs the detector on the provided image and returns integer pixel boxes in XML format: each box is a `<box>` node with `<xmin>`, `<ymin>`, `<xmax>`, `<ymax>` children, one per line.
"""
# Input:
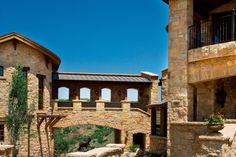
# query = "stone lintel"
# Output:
<box><xmin>198</xmin><ymin>135</ymin><xmax>230</xmax><ymax>142</ymax></box>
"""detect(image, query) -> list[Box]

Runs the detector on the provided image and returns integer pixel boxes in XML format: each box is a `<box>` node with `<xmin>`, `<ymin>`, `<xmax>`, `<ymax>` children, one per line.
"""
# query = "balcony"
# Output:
<box><xmin>53</xmin><ymin>99</ymin><xmax>149</xmax><ymax>113</ymax></box>
<box><xmin>189</xmin><ymin>11</ymin><xmax>236</xmax><ymax>49</ymax></box>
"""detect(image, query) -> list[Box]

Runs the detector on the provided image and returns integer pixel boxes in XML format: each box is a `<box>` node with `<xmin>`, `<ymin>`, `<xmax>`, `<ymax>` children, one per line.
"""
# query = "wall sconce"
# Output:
<box><xmin>95</xmin><ymin>90</ymin><xmax>99</xmax><ymax>96</ymax></box>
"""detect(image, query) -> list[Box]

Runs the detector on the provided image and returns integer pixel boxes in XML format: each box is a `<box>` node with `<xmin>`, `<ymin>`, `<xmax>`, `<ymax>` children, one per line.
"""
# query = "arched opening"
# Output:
<box><xmin>58</xmin><ymin>87</ymin><xmax>72</xmax><ymax>107</ymax></box>
<box><xmin>101</xmin><ymin>88</ymin><xmax>111</xmax><ymax>102</ymax></box>
<box><xmin>54</xmin><ymin>124</ymin><xmax>121</xmax><ymax>156</ymax></box>
<box><xmin>80</xmin><ymin>87</ymin><xmax>91</xmax><ymax>102</ymax></box>
<box><xmin>58</xmin><ymin>87</ymin><xmax>69</xmax><ymax>101</ymax></box>
<box><xmin>127</xmin><ymin>88</ymin><xmax>139</xmax><ymax>102</ymax></box>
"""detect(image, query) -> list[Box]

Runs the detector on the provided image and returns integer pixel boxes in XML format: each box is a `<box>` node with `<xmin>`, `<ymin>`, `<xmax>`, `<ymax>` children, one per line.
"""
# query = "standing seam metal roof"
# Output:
<box><xmin>52</xmin><ymin>72</ymin><xmax>152</xmax><ymax>83</ymax></box>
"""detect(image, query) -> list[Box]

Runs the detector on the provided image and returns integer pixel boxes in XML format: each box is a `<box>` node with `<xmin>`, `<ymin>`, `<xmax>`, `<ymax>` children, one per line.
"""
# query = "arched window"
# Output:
<box><xmin>58</xmin><ymin>87</ymin><xmax>70</xmax><ymax>101</ymax></box>
<box><xmin>0</xmin><ymin>66</ymin><xmax>3</xmax><ymax>76</ymax></box>
<box><xmin>101</xmin><ymin>88</ymin><xmax>111</xmax><ymax>101</ymax></box>
<box><xmin>127</xmin><ymin>88</ymin><xmax>139</xmax><ymax>102</ymax></box>
<box><xmin>80</xmin><ymin>87</ymin><xmax>91</xmax><ymax>101</ymax></box>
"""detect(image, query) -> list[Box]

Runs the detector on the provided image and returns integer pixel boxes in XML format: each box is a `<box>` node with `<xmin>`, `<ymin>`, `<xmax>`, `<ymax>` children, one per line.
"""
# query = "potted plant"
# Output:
<box><xmin>207</xmin><ymin>113</ymin><xmax>225</xmax><ymax>133</ymax></box>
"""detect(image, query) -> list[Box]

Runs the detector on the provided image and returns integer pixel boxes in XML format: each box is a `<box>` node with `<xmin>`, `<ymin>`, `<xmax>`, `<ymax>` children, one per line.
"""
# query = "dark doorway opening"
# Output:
<box><xmin>114</xmin><ymin>129</ymin><xmax>121</xmax><ymax>143</ymax></box>
<box><xmin>133</xmin><ymin>133</ymin><xmax>145</xmax><ymax>150</ymax></box>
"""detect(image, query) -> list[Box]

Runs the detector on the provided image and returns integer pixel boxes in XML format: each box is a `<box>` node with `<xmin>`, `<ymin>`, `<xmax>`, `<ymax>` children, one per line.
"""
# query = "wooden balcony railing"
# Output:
<box><xmin>189</xmin><ymin>11</ymin><xmax>236</xmax><ymax>49</ymax></box>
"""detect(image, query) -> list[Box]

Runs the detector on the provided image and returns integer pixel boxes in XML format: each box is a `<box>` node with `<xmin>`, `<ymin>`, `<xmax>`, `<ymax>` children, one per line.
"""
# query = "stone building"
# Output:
<box><xmin>150</xmin><ymin>0</ymin><xmax>236</xmax><ymax>156</ymax></box>
<box><xmin>0</xmin><ymin>32</ymin><xmax>158</xmax><ymax>156</ymax></box>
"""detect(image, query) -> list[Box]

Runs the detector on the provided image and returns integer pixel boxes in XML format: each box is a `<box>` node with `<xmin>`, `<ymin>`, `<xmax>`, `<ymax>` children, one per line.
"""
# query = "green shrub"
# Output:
<box><xmin>128</xmin><ymin>144</ymin><xmax>140</xmax><ymax>152</ymax></box>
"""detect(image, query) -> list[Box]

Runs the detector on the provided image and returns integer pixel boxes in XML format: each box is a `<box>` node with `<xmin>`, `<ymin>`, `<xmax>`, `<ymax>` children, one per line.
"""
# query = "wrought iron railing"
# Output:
<box><xmin>189</xmin><ymin>11</ymin><xmax>236</xmax><ymax>49</ymax></box>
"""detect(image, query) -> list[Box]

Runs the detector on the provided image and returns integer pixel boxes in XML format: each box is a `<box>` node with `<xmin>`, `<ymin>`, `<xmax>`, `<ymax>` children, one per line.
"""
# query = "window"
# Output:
<box><xmin>0</xmin><ymin>125</ymin><xmax>4</xmax><ymax>141</ymax></box>
<box><xmin>101</xmin><ymin>88</ymin><xmax>111</xmax><ymax>101</ymax></box>
<box><xmin>80</xmin><ymin>87</ymin><xmax>91</xmax><ymax>101</ymax></box>
<box><xmin>37</xmin><ymin>74</ymin><xmax>45</xmax><ymax>110</ymax></box>
<box><xmin>151</xmin><ymin>104</ymin><xmax>167</xmax><ymax>137</ymax></box>
<box><xmin>58</xmin><ymin>87</ymin><xmax>70</xmax><ymax>101</ymax></box>
<box><xmin>127</xmin><ymin>88</ymin><xmax>139</xmax><ymax>102</ymax></box>
<box><xmin>0</xmin><ymin>66</ymin><xmax>3</xmax><ymax>76</ymax></box>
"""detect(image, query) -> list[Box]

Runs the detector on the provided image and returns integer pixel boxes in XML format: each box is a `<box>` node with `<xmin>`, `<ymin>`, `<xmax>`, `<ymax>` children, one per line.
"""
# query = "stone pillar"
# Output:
<box><xmin>121</xmin><ymin>100</ymin><xmax>130</xmax><ymax>112</ymax></box>
<box><xmin>73</xmin><ymin>100</ymin><xmax>82</xmax><ymax>111</ymax></box>
<box><xmin>53</xmin><ymin>100</ymin><xmax>58</xmax><ymax>111</ymax></box>
<box><xmin>161</xmin><ymin>69</ymin><xmax>168</xmax><ymax>101</ymax></box>
<box><xmin>168</xmin><ymin>0</ymin><xmax>193</xmax><ymax>122</ymax></box>
<box><xmin>168</xmin><ymin>0</ymin><xmax>193</xmax><ymax>156</ymax></box>
<box><xmin>141</xmin><ymin>72</ymin><xmax>159</xmax><ymax>104</ymax></box>
<box><xmin>96</xmin><ymin>99</ymin><xmax>105</xmax><ymax>111</ymax></box>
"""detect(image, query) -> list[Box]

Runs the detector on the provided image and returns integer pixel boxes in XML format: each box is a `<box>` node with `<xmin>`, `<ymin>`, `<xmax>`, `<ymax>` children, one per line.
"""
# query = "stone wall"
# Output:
<box><xmin>188</xmin><ymin>41</ymin><xmax>236</xmax><ymax>83</ymax></box>
<box><xmin>150</xmin><ymin>136</ymin><xmax>167</xmax><ymax>153</ymax></box>
<box><xmin>53</xmin><ymin>109</ymin><xmax>151</xmax><ymax>150</ymax></box>
<box><xmin>195</xmin><ymin>77</ymin><xmax>236</xmax><ymax>121</ymax></box>
<box><xmin>169</xmin><ymin>122</ymin><xmax>207</xmax><ymax>157</ymax></box>
<box><xmin>168</xmin><ymin>0</ymin><xmax>193</xmax><ymax>123</ymax></box>
<box><xmin>161</xmin><ymin>69</ymin><xmax>168</xmax><ymax>101</ymax></box>
<box><xmin>0</xmin><ymin>40</ymin><xmax>54</xmax><ymax>156</ymax></box>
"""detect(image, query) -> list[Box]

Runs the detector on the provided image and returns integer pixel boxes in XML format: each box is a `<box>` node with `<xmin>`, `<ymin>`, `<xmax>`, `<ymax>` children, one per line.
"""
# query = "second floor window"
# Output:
<box><xmin>0</xmin><ymin>66</ymin><xmax>3</xmax><ymax>76</ymax></box>
<box><xmin>37</xmin><ymin>74</ymin><xmax>45</xmax><ymax>110</ymax></box>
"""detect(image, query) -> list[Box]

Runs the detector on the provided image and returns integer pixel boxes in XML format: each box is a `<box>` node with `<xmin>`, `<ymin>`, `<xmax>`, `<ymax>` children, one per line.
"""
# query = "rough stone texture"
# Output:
<box><xmin>169</xmin><ymin>122</ymin><xmax>207</xmax><ymax>157</ymax></box>
<box><xmin>168</xmin><ymin>0</ymin><xmax>193</xmax><ymax>123</ymax></box>
<box><xmin>149</xmin><ymin>136</ymin><xmax>167</xmax><ymax>153</ymax></box>
<box><xmin>67</xmin><ymin>147</ymin><xmax>122</xmax><ymax>157</ymax></box>
<box><xmin>161</xmin><ymin>69</ymin><xmax>168</xmax><ymax>102</ymax></box>
<box><xmin>188</xmin><ymin>41</ymin><xmax>236</xmax><ymax>83</ymax></box>
<box><xmin>0</xmin><ymin>37</ymin><xmax>157</xmax><ymax>156</ymax></box>
<box><xmin>54</xmin><ymin>108</ymin><xmax>151</xmax><ymax>150</ymax></box>
<box><xmin>195</xmin><ymin>82</ymin><xmax>215</xmax><ymax>121</ymax></box>
<box><xmin>194</xmin><ymin>77</ymin><xmax>236</xmax><ymax>121</ymax></box>
<box><xmin>169</xmin><ymin>122</ymin><xmax>236</xmax><ymax>157</ymax></box>
<box><xmin>0</xmin><ymin>41</ymin><xmax>54</xmax><ymax>156</ymax></box>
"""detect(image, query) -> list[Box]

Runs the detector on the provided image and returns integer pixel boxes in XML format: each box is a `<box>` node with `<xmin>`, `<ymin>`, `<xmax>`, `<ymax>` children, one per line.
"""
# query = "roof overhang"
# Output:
<box><xmin>0</xmin><ymin>32</ymin><xmax>61</xmax><ymax>70</ymax></box>
<box><xmin>52</xmin><ymin>72</ymin><xmax>153</xmax><ymax>83</ymax></box>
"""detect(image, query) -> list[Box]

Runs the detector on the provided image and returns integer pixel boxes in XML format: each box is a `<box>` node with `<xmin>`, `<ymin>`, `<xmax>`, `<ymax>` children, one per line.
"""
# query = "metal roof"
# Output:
<box><xmin>52</xmin><ymin>72</ymin><xmax>152</xmax><ymax>83</ymax></box>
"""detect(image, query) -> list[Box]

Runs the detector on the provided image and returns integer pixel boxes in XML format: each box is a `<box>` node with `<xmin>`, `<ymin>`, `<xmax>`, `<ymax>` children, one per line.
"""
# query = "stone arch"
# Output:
<box><xmin>54</xmin><ymin>111</ymin><xmax>150</xmax><ymax>134</ymax></box>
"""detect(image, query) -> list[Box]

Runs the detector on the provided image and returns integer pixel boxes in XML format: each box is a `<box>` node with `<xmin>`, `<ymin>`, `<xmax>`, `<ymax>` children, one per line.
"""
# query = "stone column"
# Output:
<box><xmin>121</xmin><ymin>100</ymin><xmax>130</xmax><ymax>112</ymax></box>
<box><xmin>72</xmin><ymin>100</ymin><xmax>82</xmax><ymax>111</ymax></box>
<box><xmin>168</xmin><ymin>0</ymin><xmax>193</xmax><ymax>156</ymax></box>
<box><xmin>141</xmin><ymin>72</ymin><xmax>159</xmax><ymax>104</ymax></box>
<box><xmin>53</xmin><ymin>99</ymin><xmax>58</xmax><ymax>111</ymax></box>
<box><xmin>168</xmin><ymin>0</ymin><xmax>193</xmax><ymax>122</ymax></box>
<box><xmin>96</xmin><ymin>99</ymin><xmax>105</xmax><ymax>111</ymax></box>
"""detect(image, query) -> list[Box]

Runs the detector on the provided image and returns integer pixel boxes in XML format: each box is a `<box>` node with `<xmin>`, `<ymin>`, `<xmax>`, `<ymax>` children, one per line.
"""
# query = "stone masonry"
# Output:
<box><xmin>0</xmin><ymin>32</ymin><xmax>157</xmax><ymax>156</ymax></box>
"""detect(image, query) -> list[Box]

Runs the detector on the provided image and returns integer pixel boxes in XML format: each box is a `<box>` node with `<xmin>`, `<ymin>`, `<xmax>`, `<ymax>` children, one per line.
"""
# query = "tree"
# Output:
<box><xmin>6</xmin><ymin>66</ymin><xmax>34</xmax><ymax>157</ymax></box>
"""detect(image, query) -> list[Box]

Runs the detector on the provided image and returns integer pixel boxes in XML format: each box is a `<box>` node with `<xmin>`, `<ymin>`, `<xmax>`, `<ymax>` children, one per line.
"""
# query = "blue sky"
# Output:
<box><xmin>0</xmin><ymin>0</ymin><xmax>168</xmax><ymax>77</ymax></box>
